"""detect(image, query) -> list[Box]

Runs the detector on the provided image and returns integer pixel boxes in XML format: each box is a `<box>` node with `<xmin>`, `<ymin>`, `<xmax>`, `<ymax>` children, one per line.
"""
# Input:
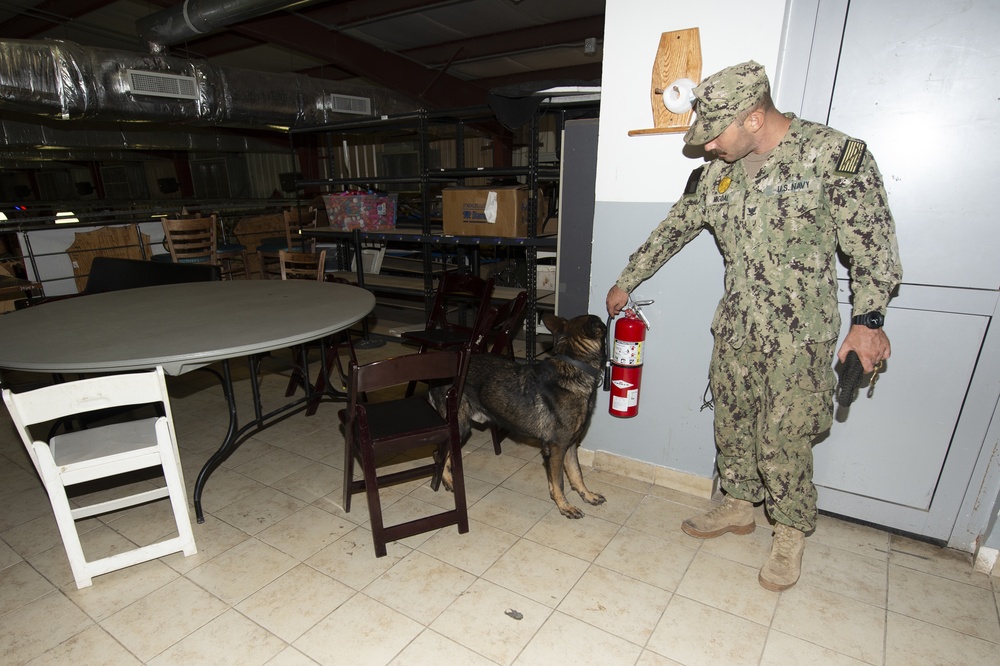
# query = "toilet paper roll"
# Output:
<box><xmin>663</xmin><ymin>78</ymin><xmax>697</xmax><ymax>114</ymax></box>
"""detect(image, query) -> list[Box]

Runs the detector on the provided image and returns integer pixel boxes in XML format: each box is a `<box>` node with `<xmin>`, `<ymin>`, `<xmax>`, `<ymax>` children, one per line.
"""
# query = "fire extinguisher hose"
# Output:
<box><xmin>603</xmin><ymin>314</ymin><xmax>613</xmax><ymax>391</ymax></box>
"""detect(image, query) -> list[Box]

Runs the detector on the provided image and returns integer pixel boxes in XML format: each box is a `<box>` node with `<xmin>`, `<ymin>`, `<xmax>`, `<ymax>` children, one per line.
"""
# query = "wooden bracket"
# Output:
<box><xmin>628</xmin><ymin>27</ymin><xmax>702</xmax><ymax>137</ymax></box>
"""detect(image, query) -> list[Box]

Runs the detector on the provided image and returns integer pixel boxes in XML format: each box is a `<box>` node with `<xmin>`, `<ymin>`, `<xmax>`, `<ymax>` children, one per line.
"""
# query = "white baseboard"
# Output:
<box><xmin>973</xmin><ymin>545</ymin><xmax>999</xmax><ymax>576</ymax></box>
<box><xmin>579</xmin><ymin>448</ymin><xmax>716</xmax><ymax>499</ymax></box>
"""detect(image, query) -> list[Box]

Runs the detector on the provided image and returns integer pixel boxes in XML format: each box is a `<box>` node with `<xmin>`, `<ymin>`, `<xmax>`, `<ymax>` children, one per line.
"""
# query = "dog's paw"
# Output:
<box><xmin>558</xmin><ymin>504</ymin><xmax>585</xmax><ymax>519</ymax></box>
<box><xmin>582</xmin><ymin>492</ymin><xmax>606</xmax><ymax>506</ymax></box>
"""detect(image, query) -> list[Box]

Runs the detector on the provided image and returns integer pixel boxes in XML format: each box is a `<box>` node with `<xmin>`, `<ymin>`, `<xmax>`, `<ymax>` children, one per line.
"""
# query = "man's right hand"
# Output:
<box><xmin>606</xmin><ymin>285</ymin><xmax>629</xmax><ymax>317</ymax></box>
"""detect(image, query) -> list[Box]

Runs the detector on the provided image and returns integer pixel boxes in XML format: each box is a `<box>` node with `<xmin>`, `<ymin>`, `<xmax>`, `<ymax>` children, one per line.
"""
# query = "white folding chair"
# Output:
<box><xmin>2</xmin><ymin>367</ymin><xmax>197</xmax><ymax>588</ymax></box>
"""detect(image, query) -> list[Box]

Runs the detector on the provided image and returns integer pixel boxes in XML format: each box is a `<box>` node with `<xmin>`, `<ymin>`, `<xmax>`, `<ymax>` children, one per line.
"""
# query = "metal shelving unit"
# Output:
<box><xmin>289</xmin><ymin>100</ymin><xmax>598</xmax><ymax>359</ymax></box>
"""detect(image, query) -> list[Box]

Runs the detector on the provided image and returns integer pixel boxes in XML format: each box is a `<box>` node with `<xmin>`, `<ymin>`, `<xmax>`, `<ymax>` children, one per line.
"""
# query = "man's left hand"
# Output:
<box><xmin>838</xmin><ymin>326</ymin><xmax>891</xmax><ymax>373</ymax></box>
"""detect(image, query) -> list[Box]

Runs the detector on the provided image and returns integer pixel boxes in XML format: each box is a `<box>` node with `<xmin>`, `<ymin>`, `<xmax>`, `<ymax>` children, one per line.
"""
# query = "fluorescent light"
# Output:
<box><xmin>55</xmin><ymin>211</ymin><xmax>78</xmax><ymax>224</ymax></box>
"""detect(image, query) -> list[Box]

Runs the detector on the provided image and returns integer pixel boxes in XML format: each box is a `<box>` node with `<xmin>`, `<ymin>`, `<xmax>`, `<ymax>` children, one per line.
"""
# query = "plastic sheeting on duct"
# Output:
<box><xmin>0</xmin><ymin>38</ymin><xmax>417</xmax><ymax>131</ymax></box>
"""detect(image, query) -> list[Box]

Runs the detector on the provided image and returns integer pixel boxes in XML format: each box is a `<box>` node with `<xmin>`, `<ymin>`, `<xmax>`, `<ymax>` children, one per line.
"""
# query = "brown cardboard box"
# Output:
<box><xmin>442</xmin><ymin>186</ymin><xmax>542</xmax><ymax>238</ymax></box>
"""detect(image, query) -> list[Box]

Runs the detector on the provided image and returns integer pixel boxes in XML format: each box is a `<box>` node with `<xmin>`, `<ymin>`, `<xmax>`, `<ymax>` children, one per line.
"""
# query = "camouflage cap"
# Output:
<box><xmin>683</xmin><ymin>61</ymin><xmax>770</xmax><ymax>145</ymax></box>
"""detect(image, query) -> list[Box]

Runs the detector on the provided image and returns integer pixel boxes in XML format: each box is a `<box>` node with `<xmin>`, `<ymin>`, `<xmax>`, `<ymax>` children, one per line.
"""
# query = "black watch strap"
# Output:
<box><xmin>852</xmin><ymin>311</ymin><xmax>884</xmax><ymax>329</ymax></box>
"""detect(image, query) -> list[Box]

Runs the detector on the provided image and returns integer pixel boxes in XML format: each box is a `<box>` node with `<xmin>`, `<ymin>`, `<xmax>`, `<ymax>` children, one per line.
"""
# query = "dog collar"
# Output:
<box><xmin>552</xmin><ymin>354</ymin><xmax>604</xmax><ymax>386</ymax></box>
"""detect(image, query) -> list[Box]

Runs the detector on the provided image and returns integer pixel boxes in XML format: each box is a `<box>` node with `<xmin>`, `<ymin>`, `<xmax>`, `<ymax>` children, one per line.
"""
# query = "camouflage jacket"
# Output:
<box><xmin>616</xmin><ymin>115</ymin><xmax>902</xmax><ymax>349</ymax></box>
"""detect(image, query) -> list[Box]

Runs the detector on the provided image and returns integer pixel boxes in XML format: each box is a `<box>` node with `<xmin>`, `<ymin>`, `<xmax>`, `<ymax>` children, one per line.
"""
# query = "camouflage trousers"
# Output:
<box><xmin>709</xmin><ymin>338</ymin><xmax>837</xmax><ymax>533</ymax></box>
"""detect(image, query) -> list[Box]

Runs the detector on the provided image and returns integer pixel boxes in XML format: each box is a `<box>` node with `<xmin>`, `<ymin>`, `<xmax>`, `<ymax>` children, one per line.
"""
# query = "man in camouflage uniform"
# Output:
<box><xmin>606</xmin><ymin>61</ymin><xmax>902</xmax><ymax>590</ymax></box>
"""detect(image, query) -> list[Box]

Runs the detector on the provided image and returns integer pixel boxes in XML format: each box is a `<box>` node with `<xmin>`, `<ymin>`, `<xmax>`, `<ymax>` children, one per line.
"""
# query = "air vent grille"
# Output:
<box><xmin>126</xmin><ymin>70</ymin><xmax>198</xmax><ymax>100</ymax></box>
<box><xmin>324</xmin><ymin>93</ymin><xmax>372</xmax><ymax>116</ymax></box>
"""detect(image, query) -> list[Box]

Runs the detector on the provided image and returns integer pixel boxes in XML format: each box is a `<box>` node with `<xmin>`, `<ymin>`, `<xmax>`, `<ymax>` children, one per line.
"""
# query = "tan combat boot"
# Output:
<box><xmin>681</xmin><ymin>496</ymin><xmax>756</xmax><ymax>539</ymax></box>
<box><xmin>758</xmin><ymin>523</ymin><xmax>805</xmax><ymax>591</ymax></box>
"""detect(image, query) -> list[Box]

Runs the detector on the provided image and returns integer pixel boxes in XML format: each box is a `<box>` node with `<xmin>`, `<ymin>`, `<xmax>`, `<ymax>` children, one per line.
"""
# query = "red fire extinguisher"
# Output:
<box><xmin>608</xmin><ymin>299</ymin><xmax>653</xmax><ymax>418</ymax></box>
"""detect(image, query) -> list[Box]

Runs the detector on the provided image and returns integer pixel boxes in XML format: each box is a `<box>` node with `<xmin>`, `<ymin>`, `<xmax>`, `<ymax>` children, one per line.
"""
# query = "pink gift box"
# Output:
<box><xmin>323</xmin><ymin>193</ymin><xmax>397</xmax><ymax>231</ymax></box>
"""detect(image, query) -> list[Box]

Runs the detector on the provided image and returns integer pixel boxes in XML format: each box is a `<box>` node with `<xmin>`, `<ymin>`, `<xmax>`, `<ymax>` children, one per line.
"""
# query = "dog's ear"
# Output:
<box><xmin>542</xmin><ymin>314</ymin><xmax>566</xmax><ymax>334</ymax></box>
<box><xmin>585</xmin><ymin>315</ymin><xmax>607</xmax><ymax>338</ymax></box>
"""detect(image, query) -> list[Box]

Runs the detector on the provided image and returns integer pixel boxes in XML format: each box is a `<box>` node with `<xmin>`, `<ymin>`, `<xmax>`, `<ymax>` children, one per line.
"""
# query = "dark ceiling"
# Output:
<box><xmin>0</xmin><ymin>0</ymin><xmax>605</xmax><ymax>111</ymax></box>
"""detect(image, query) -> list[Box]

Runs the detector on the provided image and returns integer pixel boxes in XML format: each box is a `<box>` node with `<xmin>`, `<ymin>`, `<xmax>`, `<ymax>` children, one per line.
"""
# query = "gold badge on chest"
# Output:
<box><xmin>717</xmin><ymin>177</ymin><xmax>731</xmax><ymax>194</ymax></box>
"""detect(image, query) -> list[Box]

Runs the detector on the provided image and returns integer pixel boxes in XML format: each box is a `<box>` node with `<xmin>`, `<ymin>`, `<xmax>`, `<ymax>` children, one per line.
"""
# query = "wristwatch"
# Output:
<box><xmin>851</xmin><ymin>311</ymin><xmax>884</xmax><ymax>329</ymax></box>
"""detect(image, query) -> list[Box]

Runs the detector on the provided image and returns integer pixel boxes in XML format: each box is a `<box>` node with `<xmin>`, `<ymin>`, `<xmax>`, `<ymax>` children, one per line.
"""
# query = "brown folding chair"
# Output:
<box><xmin>483</xmin><ymin>290</ymin><xmax>529</xmax><ymax>454</ymax></box>
<box><xmin>339</xmin><ymin>348</ymin><xmax>472</xmax><ymax>557</ymax></box>
<box><xmin>401</xmin><ymin>273</ymin><xmax>496</xmax><ymax>352</ymax></box>
<box><xmin>161</xmin><ymin>216</ymin><xmax>217</xmax><ymax>266</ymax></box>
<box><xmin>276</xmin><ymin>249</ymin><xmax>339</xmax><ymax>411</ymax></box>
<box><xmin>279</xmin><ymin>249</ymin><xmax>327</xmax><ymax>281</ymax></box>
<box><xmin>257</xmin><ymin>209</ymin><xmax>318</xmax><ymax>279</ymax></box>
<box><xmin>401</xmin><ymin>273</ymin><xmax>495</xmax><ymax>396</ymax></box>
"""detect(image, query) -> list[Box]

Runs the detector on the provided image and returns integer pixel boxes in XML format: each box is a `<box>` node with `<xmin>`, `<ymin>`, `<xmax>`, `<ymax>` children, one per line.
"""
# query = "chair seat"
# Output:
<box><xmin>256</xmin><ymin>237</ymin><xmax>289</xmax><ymax>252</ymax></box>
<box><xmin>154</xmin><ymin>252</ymin><xmax>210</xmax><ymax>265</ymax></box>
<box><xmin>400</xmin><ymin>329</ymin><xmax>475</xmax><ymax>349</ymax></box>
<box><xmin>217</xmin><ymin>242</ymin><xmax>247</xmax><ymax>253</ymax></box>
<box><xmin>175</xmin><ymin>256</ymin><xmax>212</xmax><ymax>264</ymax></box>
<box><xmin>339</xmin><ymin>398</ymin><xmax>446</xmax><ymax>442</ymax></box>
<box><xmin>51</xmin><ymin>417</ymin><xmax>159</xmax><ymax>465</ymax></box>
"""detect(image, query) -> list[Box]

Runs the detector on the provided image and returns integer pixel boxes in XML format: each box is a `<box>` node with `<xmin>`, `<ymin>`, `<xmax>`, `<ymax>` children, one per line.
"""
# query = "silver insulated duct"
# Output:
<box><xmin>137</xmin><ymin>0</ymin><xmax>316</xmax><ymax>54</ymax></box>
<box><xmin>0</xmin><ymin>38</ymin><xmax>416</xmax><ymax>130</ymax></box>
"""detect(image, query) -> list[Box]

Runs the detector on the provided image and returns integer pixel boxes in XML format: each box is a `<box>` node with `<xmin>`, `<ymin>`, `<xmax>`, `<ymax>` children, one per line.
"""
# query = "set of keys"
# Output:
<box><xmin>866</xmin><ymin>360</ymin><xmax>884</xmax><ymax>398</ymax></box>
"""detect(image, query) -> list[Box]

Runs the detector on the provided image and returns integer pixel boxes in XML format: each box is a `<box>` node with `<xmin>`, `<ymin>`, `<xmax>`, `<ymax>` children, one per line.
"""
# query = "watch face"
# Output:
<box><xmin>867</xmin><ymin>312</ymin><xmax>884</xmax><ymax>328</ymax></box>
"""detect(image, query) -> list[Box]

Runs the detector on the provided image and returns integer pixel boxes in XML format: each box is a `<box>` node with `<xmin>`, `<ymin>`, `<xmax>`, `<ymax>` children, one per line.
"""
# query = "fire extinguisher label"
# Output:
<box><xmin>611</xmin><ymin>390</ymin><xmax>639</xmax><ymax>411</ymax></box>
<box><xmin>611</xmin><ymin>379</ymin><xmax>634</xmax><ymax>389</ymax></box>
<box><xmin>613</xmin><ymin>340</ymin><xmax>643</xmax><ymax>365</ymax></box>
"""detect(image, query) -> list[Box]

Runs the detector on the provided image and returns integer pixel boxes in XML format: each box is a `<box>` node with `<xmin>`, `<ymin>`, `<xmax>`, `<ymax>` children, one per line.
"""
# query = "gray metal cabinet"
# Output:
<box><xmin>777</xmin><ymin>0</ymin><xmax>1000</xmax><ymax>547</ymax></box>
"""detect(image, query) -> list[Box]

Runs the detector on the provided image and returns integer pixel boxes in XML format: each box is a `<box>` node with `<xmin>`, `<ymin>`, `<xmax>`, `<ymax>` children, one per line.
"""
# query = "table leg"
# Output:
<box><xmin>191</xmin><ymin>350</ymin><xmax>351</xmax><ymax>522</ymax></box>
<box><xmin>193</xmin><ymin>359</ymin><xmax>239</xmax><ymax>523</ymax></box>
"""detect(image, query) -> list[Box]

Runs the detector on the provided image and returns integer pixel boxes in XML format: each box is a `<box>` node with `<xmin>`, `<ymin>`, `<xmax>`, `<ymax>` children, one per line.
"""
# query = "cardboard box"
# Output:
<box><xmin>323</xmin><ymin>193</ymin><xmax>397</xmax><ymax>231</ymax></box>
<box><xmin>536</xmin><ymin>264</ymin><xmax>556</xmax><ymax>291</ymax></box>
<box><xmin>442</xmin><ymin>186</ymin><xmax>542</xmax><ymax>238</ymax></box>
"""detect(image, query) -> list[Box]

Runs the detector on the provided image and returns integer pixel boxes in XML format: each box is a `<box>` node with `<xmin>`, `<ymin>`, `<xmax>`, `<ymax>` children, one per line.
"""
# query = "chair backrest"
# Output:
<box><xmin>279</xmin><ymin>249</ymin><xmax>327</xmax><ymax>281</ymax></box>
<box><xmin>84</xmin><ymin>256</ymin><xmax>221</xmax><ymax>294</ymax></box>
<box><xmin>3</xmin><ymin>367</ymin><xmax>173</xmax><ymax>473</ymax></box>
<box><xmin>486</xmin><ymin>290</ymin><xmax>528</xmax><ymax>357</ymax></box>
<box><xmin>425</xmin><ymin>272</ymin><xmax>495</xmax><ymax>333</ymax></box>
<box><xmin>161</xmin><ymin>216</ymin><xmax>217</xmax><ymax>265</ymax></box>
<box><xmin>347</xmin><ymin>348</ymin><xmax>471</xmax><ymax>418</ymax></box>
<box><xmin>283</xmin><ymin>209</ymin><xmax>318</xmax><ymax>252</ymax></box>
<box><xmin>351</xmin><ymin>242</ymin><xmax>386</xmax><ymax>275</ymax></box>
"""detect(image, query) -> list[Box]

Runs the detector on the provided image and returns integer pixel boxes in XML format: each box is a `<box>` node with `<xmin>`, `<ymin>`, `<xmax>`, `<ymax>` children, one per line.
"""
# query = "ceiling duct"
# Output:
<box><xmin>0</xmin><ymin>38</ymin><xmax>416</xmax><ymax>132</ymax></box>
<box><xmin>137</xmin><ymin>0</ymin><xmax>317</xmax><ymax>54</ymax></box>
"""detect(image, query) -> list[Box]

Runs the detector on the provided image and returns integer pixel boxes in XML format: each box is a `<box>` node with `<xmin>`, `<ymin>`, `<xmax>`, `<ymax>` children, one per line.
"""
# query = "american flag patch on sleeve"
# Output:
<box><xmin>836</xmin><ymin>139</ymin><xmax>867</xmax><ymax>174</ymax></box>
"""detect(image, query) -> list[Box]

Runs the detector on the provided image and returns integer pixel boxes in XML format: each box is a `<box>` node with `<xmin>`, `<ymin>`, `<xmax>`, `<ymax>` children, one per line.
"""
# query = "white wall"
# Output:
<box><xmin>583</xmin><ymin>1</ymin><xmax>788</xmax><ymax>476</ymax></box>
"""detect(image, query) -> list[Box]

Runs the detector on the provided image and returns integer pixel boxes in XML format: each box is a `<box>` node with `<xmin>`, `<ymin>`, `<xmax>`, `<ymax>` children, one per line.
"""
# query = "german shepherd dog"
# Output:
<box><xmin>432</xmin><ymin>313</ymin><xmax>608</xmax><ymax>518</ymax></box>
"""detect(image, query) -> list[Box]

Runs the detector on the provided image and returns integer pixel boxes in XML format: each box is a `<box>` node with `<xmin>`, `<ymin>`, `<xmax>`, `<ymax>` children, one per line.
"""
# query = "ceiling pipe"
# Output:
<box><xmin>137</xmin><ymin>0</ymin><xmax>319</xmax><ymax>54</ymax></box>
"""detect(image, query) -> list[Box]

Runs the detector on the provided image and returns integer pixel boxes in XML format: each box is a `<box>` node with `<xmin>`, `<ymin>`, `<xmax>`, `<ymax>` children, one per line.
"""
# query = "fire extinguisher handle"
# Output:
<box><xmin>627</xmin><ymin>297</ymin><xmax>654</xmax><ymax>330</ymax></box>
<box><xmin>636</xmin><ymin>308</ymin><xmax>651</xmax><ymax>330</ymax></box>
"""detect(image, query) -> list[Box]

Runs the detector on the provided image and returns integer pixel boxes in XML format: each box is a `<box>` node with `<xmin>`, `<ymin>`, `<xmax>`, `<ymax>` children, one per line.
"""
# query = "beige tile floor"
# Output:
<box><xmin>1</xmin><ymin>339</ymin><xmax>998</xmax><ymax>665</ymax></box>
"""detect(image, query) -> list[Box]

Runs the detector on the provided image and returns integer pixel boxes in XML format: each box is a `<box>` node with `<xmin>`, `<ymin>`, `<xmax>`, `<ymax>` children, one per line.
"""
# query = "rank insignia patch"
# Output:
<box><xmin>717</xmin><ymin>177</ymin><xmax>731</xmax><ymax>194</ymax></box>
<box><xmin>683</xmin><ymin>166</ymin><xmax>704</xmax><ymax>196</ymax></box>
<box><xmin>836</xmin><ymin>139</ymin><xmax>866</xmax><ymax>174</ymax></box>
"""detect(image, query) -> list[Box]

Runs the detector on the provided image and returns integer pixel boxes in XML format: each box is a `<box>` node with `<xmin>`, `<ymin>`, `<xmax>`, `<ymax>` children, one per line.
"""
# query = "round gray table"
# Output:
<box><xmin>0</xmin><ymin>280</ymin><xmax>374</xmax><ymax>375</ymax></box>
<box><xmin>0</xmin><ymin>280</ymin><xmax>375</xmax><ymax>520</ymax></box>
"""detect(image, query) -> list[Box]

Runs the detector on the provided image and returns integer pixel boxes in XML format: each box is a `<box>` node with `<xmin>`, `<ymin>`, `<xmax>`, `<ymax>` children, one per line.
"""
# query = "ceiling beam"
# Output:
<box><xmin>0</xmin><ymin>0</ymin><xmax>119</xmax><ymax>38</ymax></box>
<box><xmin>234</xmin><ymin>12</ymin><xmax>489</xmax><ymax>109</ymax></box>
<box><xmin>402</xmin><ymin>15</ymin><xmax>604</xmax><ymax>66</ymax></box>
<box><xmin>475</xmin><ymin>63</ymin><xmax>603</xmax><ymax>90</ymax></box>
<box><xmin>299</xmin><ymin>0</ymin><xmax>472</xmax><ymax>27</ymax></box>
